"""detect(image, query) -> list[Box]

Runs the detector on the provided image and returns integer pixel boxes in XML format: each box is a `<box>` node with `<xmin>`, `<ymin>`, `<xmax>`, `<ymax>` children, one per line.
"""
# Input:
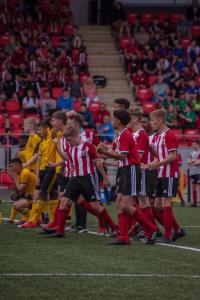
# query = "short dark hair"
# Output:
<box><xmin>113</xmin><ymin>110</ymin><xmax>131</xmax><ymax>125</ymax></box>
<box><xmin>38</xmin><ymin>120</ymin><xmax>50</xmax><ymax>128</ymax></box>
<box><xmin>130</xmin><ymin>108</ymin><xmax>143</xmax><ymax>121</ymax></box>
<box><xmin>114</xmin><ymin>98</ymin><xmax>130</xmax><ymax>110</ymax></box>
<box><xmin>52</xmin><ymin>111</ymin><xmax>67</xmax><ymax>125</ymax></box>
<box><xmin>10</xmin><ymin>158</ymin><xmax>22</xmax><ymax>165</ymax></box>
<box><xmin>68</xmin><ymin>113</ymin><xmax>84</xmax><ymax>126</ymax></box>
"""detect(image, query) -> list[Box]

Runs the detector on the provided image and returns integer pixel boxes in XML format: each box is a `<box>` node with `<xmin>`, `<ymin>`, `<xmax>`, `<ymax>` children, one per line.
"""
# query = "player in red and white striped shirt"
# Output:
<box><xmin>149</xmin><ymin>109</ymin><xmax>186</xmax><ymax>243</ymax></box>
<box><xmin>47</xmin><ymin>126</ymin><xmax>116</xmax><ymax>238</ymax></box>
<box><xmin>98</xmin><ymin>110</ymin><xmax>157</xmax><ymax>245</ymax></box>
<box><xmin>129</xmin><ymin>109</ymin><xmax>155</xmax><ymax>237</ymax></box>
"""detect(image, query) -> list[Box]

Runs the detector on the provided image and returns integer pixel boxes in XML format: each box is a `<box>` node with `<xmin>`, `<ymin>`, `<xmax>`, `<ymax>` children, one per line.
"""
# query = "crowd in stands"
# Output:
<box><xmin>112</xmin><ymin>0</ymin><xmax>200</xmax><ymax>135</ymax></box>
<box><xmin>0</xmin><ymin>0</ymin><xmax>113</xmax><ymax>144</ymax></box>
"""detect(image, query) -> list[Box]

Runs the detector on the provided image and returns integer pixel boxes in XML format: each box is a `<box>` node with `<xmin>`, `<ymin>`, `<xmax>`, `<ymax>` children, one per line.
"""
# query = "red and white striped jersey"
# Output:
<box><xmin>80</xmin><ymin>129</ymin><xmax>100</xmax><ymax>146</ymax></box>
<box><xmin>132</xmin><ymin>128</ymin><xmax>149</xmax><ymax>164</ymax></box>
<box><xmin>155</xmin><ymin>128</ymin><xmax>179</xmax><ymax>178</ymax></box>
<box><xmin>148</xmin><ymin>132</ymin><xmax>159</xmax><ymax>163</ymax></box>
<box><xmin>60</xmin><ymin>136</ymin><xmax>71</xmax><ymax>178</ymax></box>
<box><xmin>113</xmin><ymin>128</ymin><xmax>140</xmax><ymax>168</ymax></box>
<box><xmin>67</xmin><ymin>141</ymin><xmax>98</xmax><ymax>177</ymax></box>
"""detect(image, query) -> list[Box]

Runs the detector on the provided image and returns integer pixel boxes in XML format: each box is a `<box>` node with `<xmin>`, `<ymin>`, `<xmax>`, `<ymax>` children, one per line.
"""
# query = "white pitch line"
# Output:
<box><xmin>0</xmin><ymin>273</ymin><xmax>200</xmax><ymax>278</ymax></box>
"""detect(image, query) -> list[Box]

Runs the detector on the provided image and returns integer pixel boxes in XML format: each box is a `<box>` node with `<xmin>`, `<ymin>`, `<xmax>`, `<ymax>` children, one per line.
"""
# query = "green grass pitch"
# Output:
<box><xmin>0</xmin><ymin>202</ymin><xmax>200</xmax><ymax>300</ymax></box>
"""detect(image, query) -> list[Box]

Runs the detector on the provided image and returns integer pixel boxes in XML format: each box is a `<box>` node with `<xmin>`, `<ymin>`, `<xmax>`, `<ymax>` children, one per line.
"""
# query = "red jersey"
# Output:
<box><xmin>132</xmin><ymin>129</ymin><xmax>149</xmax><ymax>164</ymax></box>
<box><xmin>93</xmin><ymin>109</ymin><xmax>111</xmax><ymax>125</ymax></box>
<box><xmin>155</xmin><ymin>128</ymin><xmax>179</xmax><ymax>178</ymax></box>
<box><xmin>80</xmin><ymin>129</ymin><xmax>100</xmax><ymax>147</ymax></box>
<box><xmin>148</xmin><ymin>132</ymin><xmax>159</xmax><ymax>163</ymax></box>
<box><xmin>113</xmin><ymin>128</ymin><xmax>140</xmax><ymax>168</ymax></box>
<box><xmin>60</xmin><ymin>136</ymin><xmax>71</xmax><ymax>178</ymax></box>
<box><xmin>67</xmin><ymin>141</ymin><xmax>98</xmax><ymax>177</ymax></box>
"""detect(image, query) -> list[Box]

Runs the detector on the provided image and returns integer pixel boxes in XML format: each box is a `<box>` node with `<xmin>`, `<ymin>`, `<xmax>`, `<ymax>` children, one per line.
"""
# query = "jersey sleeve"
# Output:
<box><xmin>20</xmin><ymin>169</ymin><xmax>29</xmax><ymax>184</ymax></box>
<box><xmin>118</xmin><ymin>131</ymin><xmax>132</xmax><ymax>153</ymax></box>
<box><xmin>165</xmin><ymin>132</ymin><xmax>178</xmax><ymax>152</ymax></box>
<box><xmin>137</xmin><ymin>132</ymin><xmax>148</xmax><ymax>153</ymax></box>
<box><xmin>88</xmin><ymin>143</ymin><xmax>98</xmax><ymax>161</ymax></box>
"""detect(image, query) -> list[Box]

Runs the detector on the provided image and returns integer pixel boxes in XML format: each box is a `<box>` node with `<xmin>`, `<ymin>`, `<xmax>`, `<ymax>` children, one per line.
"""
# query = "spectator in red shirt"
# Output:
<box><xmin>93</xmin><ymin>101</ymin><xmax>111</xmax><ymax>128</ymax></box>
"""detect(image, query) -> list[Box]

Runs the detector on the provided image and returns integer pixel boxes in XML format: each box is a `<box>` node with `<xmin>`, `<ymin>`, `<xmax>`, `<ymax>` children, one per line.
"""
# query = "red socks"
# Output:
<box><xmin>162</xmin><ymin>206</ymin><xmax>175</xmax><ymax>239</ymax></box>
<box><xmin>118</xmin><ymin>212</ymin><xmax>129</xmax><ymax>242</ymax></box>
<box><xmin>153</xmin><ymin>208</ymin><xmax>163</xmax><ymax>226</ymax></box>
<box><xmin>192</xmin><ymin>191</ymin><xmax>197</xmax><ymax>205</ymax></box>
<box><xmin>142</xmin><ymin>207</ymin><xmax>154</xmax><ymax>224</ymax></box>
<box><xmin>134</xmin><ymin>206</ymin><xmax>157</xmax><ymax>237</ymax></box>
<box><xmin>47</xmin><ymin>201</ymin><xmax>60</xmax><ymax>228</ymax></box>
<box><xmin>101</xmin><ymin>208</ymin><xmax>116</xmax><ymax>231</ymax></box>
<box><xmin>81</xmin><ymin>200</ymin><xmax>97</xmax><ymax>216</ymax></box>
<box><xmin>57</xmin><ymin>206</ymin><xmax>71</xmax><ymax>234</ymax></box>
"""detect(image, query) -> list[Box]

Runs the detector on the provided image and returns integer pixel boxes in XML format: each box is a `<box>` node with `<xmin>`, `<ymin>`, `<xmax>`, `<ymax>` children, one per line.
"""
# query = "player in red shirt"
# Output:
<box><xmin>129</xmin><ymin>109</ymin><xmax>155</xmax><ymax>236</ymax></box>
<box><xmin>98</xmin><ymin>110</ymin><xmax>157</xmax><ymax>245</ymax></box>
<box><xmin>47</xmin><ymin>126</ymin><xmax>113</xmax><ymax>238</ymax></box>
<box><xmin>149</xmin><ymin>109</ymin><xmax>186</xmax><ymax>243</ymax></box>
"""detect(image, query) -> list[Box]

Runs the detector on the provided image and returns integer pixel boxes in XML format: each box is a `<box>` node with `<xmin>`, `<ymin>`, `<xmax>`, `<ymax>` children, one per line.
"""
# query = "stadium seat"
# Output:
<box><xmin>0</xmin><ymin>171</ymin><xmax>14</xmax><ymax>188</ymax></box>
<box><xmin>52</xmin><ymin>87</ymin><xmax>63</xmax><ymax>99</ymax></box>
<box><xmin>51</xmin><ymin>35</ymin><xmax>61</xmax><ymax>48</ymax></box>
<box><xmin>0</xmin><ymin>114</ymin><xmax>6</xmax><ymax>128</ymax></box>
<box><xmin>157</xmin><ymin>12</ymin><xmax>169</xmax><ymax>22</ymax></box>
<box><xmin>142</xmin><ymin>102</ymin><xmax>156</xmax><ymax>113</ymax></box>
<box><xmin>185</xmin><ymin>129</ymin><xmax>200</xmax><ymax>145</ymax></box>
<box><xmin>127</xmin><ymin>13</ymin><xmax>137</xmax><ymax>24</ymax></box>
<box><xmin>190</xmin><ymin>26</ymin><xmax>200</xmax><ymax>38</ymax></box>
<box><xmin>181</xmin><ymin>38</ymin><xmax>191</xmax><ymax>49</ymax></box>
<box><xmin>148</xmin><ymin>75</ymin><xmax>158</xmax><ymax>86</ymax></box>
<box><xmin>171</xmin><ymin>14</ymin><xmax>183</xmax><ymax>25</ymax></box>
<box><xmin>136</xmin><ymin>88</ymin><xmax>152</xmax><ymax>102</ymax></box>
<box><xmin>74</xmin><ymin>100</ymin><xmax>81</xmax><ymax>112</ymax></box>
<box><xmin>171</xmin><ymin>129</ymin><xmax>183</xmax><ymax>142</ymax></box>
<box><xmin>195</xmin><ymin>76</ymin><xmax>200</xmax><ymax>86</ymax></box>
<box><xmin>0</xmin><ymin>101</ymin><xmax>4</xmax><ymax>113</ymax></box>
<box><xmin>5</xmin><ymin>100</ymin><xmax>20</xmax><ymax>116</ymax></box>
<box><xmin>11</xmin><ymin>128</ymin><xmax>23</xmax><ymax>139</ymax></box>
<box><xmin>0</xmin><ymin>35</ymin><xmax>10</xmax><ymax>47</ymax></box>
<box><xmin>89</xmin><ymin>102</ymin><xmax>100</xmax><ymax>113</ymax></box>
<box><xmin>63</xmin><ymin>24</ymin><xmax>74</xmax><ymax>36</ymax></box>
<box><xmin>39</xmin><ymin>87</ymin><xmax>48</xmax><ymax>98</ymax></box>
<box><xmin>9</xmin><ymin>114</ymin><xmax>23</xmax><ymax>129</ymax></box>
<box><xmin>119</xmin><ymin>37</ymin><xmax>130</xmax><ymax>50</ymax></box>
<box><xmin>141</xmin><ymin>14</ymin><xmax>153</xmax><ymax>26</ymax></box>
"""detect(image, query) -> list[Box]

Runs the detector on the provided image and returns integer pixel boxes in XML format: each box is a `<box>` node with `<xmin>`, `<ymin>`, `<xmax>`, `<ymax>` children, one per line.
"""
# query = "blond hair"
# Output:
<box><xmin>150</xmin><ymin>109</ymin><xmax>166</xmax><ymax>122</ymax></box>
<box><xmin>63</xmin><ymin>126</ymin><xmax>79</xmax><ymax>138</ymax></box>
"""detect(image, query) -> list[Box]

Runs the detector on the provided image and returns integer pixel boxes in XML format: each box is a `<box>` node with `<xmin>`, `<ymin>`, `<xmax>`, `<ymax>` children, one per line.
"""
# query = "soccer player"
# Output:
<box><xmin>47</xmin><ymin>126</ymin><xmax>113</xmax><ymax>238</ymax></box>
<box><xmin>113</xmin><ymin>98</ymin><xmax>130</xmax><ymax>111</ymax></box>
<box><xmin>187</xmin><ymin>140</ymin><xmax>200</xmax><ymax>207</ymax></box>
<box><xmin>149</xmin><ymin>109</ymin><xmax>186</xmax><ymax>243</ymax></box>
<box><xmin>98</xmin><ymin>110</ymin><xmax>157</xmax><ymax>245</ymax></box>
<box><xmin>8</xmin><ymin>158</ymin><xmax>36</xmax><ymax>223</ymax></box>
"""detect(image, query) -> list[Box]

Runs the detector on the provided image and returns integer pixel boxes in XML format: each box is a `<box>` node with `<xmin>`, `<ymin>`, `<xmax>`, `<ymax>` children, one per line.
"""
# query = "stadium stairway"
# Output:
<box><xmin>79</xmin><ymin>25</ymin><xmax>134</xmax><ymax>109</ymax></box>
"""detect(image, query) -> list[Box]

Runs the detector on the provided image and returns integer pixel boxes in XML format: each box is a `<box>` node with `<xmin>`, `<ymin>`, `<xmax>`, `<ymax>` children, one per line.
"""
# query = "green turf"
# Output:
<box><xmin>0</xmin><ymin>203</ymin><xmax>200</xmax><ymax>300</ymax></box>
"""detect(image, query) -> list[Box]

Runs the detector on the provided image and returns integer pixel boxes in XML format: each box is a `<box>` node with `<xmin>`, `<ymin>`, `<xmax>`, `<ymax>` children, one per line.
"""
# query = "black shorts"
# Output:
<box><xmin>156</xmin><ymin>178</ymin><xmax>179</xmax><ymax>198</ymax></box>
<box><xmin>190</xmin><ymin>174</ymin><xmax>200</xmax><ymax>184</ymax></box>
<box><xmin>63</xmin><ymin>173</ymin><xmax>100</xmax><ymax>202</ymax></box>
<box><xmin>148</xmin><ymin>169</ymin><xmax>158</xmax><ymax>198</ymax></box>
<box><xmin>59</xmin><ymin>175</ymin><xmax>70</xmax><ymax>193</ymax></box>
<box><xmin>117</xmin><ymin>165</ymin><xmax>141</xmax><ymax>196</ymax></box>
<box><xmin>11</xmin><ymin>194</ymin><xmax>33</xmax><ymax>202</ymax></box>
<box><xmin>39</xmin><ymin>167</ymin><xmax>56</xmax><ymax>200</ymax></box>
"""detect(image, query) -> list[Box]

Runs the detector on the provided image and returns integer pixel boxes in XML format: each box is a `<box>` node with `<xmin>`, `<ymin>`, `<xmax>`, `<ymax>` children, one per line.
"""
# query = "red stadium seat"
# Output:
<box><xmin>190</xmin><ymin>26</ymin><xmax>200</xmax><ymax>38</ymax></box>
<box><xmin>148</xmin><ymin>75</ymin><xmax>158</xmax><ymax>86</ymax></box>
<box><xmin>0</xmin><ymin>114</ymin><xmax>6</xmax><ymax>128</ymax></box>
<box><xmin>11</xmin><ymin>128</ymin><xmax>23</xmax><ymax>139</ymax></box>
<box><xmin>170</xmin><ymin>129</ymin><xmax>183</xmax><ymax>142</ymax></box>
<box><xmin>39</xmin><ymin>87</ymin><xmax>48</xmax><ymax>98</ymax></box>
<box><xmin>171</xmin><ymin>14</ymin><xmax>183</xmax><ymax>25</ymax></box>
<box><xmin>89</xmin><ymin>102</ymin><xmax>100</xmax><ymax>113</ymax></box>
<box><xmin>9</xmin><ymin>114</ymin><xmax>23</xmax><ymax>129</ymax></box>
<box><xmin>157</xmin><ymin>12</ymin><xmax>169</xmax><ymax>22</ymax></box>
<box><xmin>141</xmin><ymin>14</ymin><xmax>153</xmax><ymax>26</ymax></box>
<box><xmin>181</xmin><ymin>38</ymin><xmax>191</xmax><ymax>49</ymax></box>
<box><xmin>127</xmin><ymin>13</ymin><xmax>137</xmax><ymax>24</ymax></box>
<box><xmin>0</xmin><ymin>171</ymin><xmax>14</xmax><ymax>188</ymax></box>
<box><xmin>0</xmin><ymin>35</ymin><xmax>11</xmax><ymax>47</ymax></box>
<box><xmin>74</xmin><ymin>100</ymin><xmax>81</xmax><ymax>112</ymax></box>
<box><xmin>185</xmin><ymin>129</ymin><xmax>200</xmax><ymax>145</ymax></box>
<box><xmin>0</xmin><ymin>101</ymin><xmax>4</xmax><ymax>113</ymax></box>
<box><xmin>5</xmin><ymin>100</ymin><xmax>20</xmax><ymax>116</ymax></box>
<box><xmin>195</xmin><ymin>76</ymin><xmax>200</xmax><ymax>86</ymax></box>
<box><xmin>136</xmin><ymin>88</ymin><xmax>152</xmax><ymax>102</ymax></box>
<box><xmin>51</xmin><ymin>35</ymin><xmax>61</xmax><ymax>48</ymax></box>
<box><xmin>119</xmin><ymin>37</ymin><xmax>130</xmax><ymax>50</ymax></box>
<box><xmin>63</xmin><ymin>24</ymin><xmax>74</xmax><ymax>36</ymax></box>
<box><xmin>142</xmin><ymin>102</ymin><xmax>156</xmax><ymax>113</ymax></box>
<box><xmin>52</xmin><ymin>87</ymin><xmax>63</xmax><ymax>99</ymax></box>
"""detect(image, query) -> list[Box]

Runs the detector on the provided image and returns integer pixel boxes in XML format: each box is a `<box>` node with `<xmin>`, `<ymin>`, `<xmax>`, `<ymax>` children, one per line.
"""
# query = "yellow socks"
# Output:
<box><xmin>9</xmin><ymin>207</ymin><xmax>17</xmax><ymax>222</ymax></box>
<box><xmin>30</xmin><ymin>200</ymin><xmax>45</xmax><ymax>224</ymax></box>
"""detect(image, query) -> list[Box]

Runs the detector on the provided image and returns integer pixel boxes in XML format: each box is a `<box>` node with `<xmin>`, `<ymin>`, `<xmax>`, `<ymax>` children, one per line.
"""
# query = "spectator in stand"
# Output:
<box><xmin>111</xmin><ymin>2</ymin><xmax>126</xmax><ymax>28</ymax></box>
<box><xmin>174</xmin><ymin>55</ymin><xmax>187</xmax><ymax>73</ymax></box>
<box><xmin>40</xmin><ymin>90</ymin><xmax>57</xmax><ymax>118</ymax></box>
<box><xmin>24</xmin><ymin>73</ymin><xmax>39</xmax><ymax>98</ymax></box>
<box><xmin>151</xmin><ymin>75</ymin><xmax>169</xmax><ymax>103</ymax></box>
<box><xmin>192</xmin><ymin>94</ymin><xmax>200</xmax><ymax>116</ymax></box>
<box><xmin>79</xmin><ymin>103</ymin><xmax>94</xmax><ymax>128</ymax></box>
<box><xmin>166</xmin><ymin>104</ymin><xmax>178</xmax><ymax>128</ymax></box>
<box><xmin>187</xmin><ymin>40</ymin><xmax>200</xmax><ymax>64</ymax></box>
<box><xmin>2</xmin><ymin>72</ymin><xmax>17</xmax><ymax>99</ymax></box>
<box><xmin>83</xmin><ymin>77</ymin><xmax>99</xmax><ymax>107</ymax></box>
<box><xmin>170</xmin><ymin>78</ymin><xmax>184</xmax><ymax>99</ymax></box>
<box><xmin>184</xmin><ymin>78</ymin><xmax>200</xmax><ymax>99</ymax></box>
<box><xmin>143</xmin><ymin>49</ymin><xmax>158</xmax><ymax>75</ymax></box>
<box><xmin>173</xmin><ymin>41</ymin><xmax>185</xmax><ymax>58</ymax></box>
<box><xmin>193</xmin><ymin>55</ymin><xmax>200</xmax><ymax>75</ymax></box>
<box><xmin>22</xmin><ymin>89</ymin><xmax>39</xmax><ymax>115</ymax></box>
<box><xmin>132</xmin><ymin>69</ymin><xmax>148</xmax><ymax>94</ymax></box>
<box><xmin>93</xmin><ymin>101</ymin><xmax>111</xmax><ymax>128</ymax></box>
<box><xmin>58</xmin><ymin>89</ymin><xmax>74</xmax><ymax>112</ymax></box>
<box><xmin>135</xmin><ymin>26</ymin><xmax>150</xmax><ymax>47</ymax></box>
<box><xmin>97</xmin><ymin>115</ymin><xmax>114</xmax><ymax>143</ymax></box>
<box><xmin>174</xmin><ymin>91</ymin><xmax>188</xmax><ymax>112</ymax></box>
<box><xmin>178</xmin><ymin>104</ymin><xmax>196</xmax><ymax>129</ymax></box>
<box><xmin>67</xmin><ymin>74</ymin><xmax>83</xmax><ymax>100</ymax></box>
<box><xmin>186</xmin><ymin>0</ymin><xmax>200</xmax><ymax>22</ymax></box>
<box><xmin>72</xmin><ymin>25</ymin><xmax>84</xmax><ymax>48</ymax></box>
